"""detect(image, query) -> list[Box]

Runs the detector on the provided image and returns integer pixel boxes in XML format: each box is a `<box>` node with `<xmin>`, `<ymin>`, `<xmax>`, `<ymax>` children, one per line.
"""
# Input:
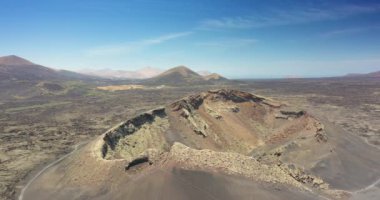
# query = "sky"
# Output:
<box><xmin>1</xmin><ymin>0</ymin><xmax>380</xmax><ymax>78</ymax></box>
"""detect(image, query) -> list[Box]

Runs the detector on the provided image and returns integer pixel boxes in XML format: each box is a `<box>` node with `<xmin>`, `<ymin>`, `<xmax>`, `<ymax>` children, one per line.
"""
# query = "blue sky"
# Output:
<box><xmin>1</xmin><ymin>0</ymin><xmax>380</xmax><ymax>78</ymax></box>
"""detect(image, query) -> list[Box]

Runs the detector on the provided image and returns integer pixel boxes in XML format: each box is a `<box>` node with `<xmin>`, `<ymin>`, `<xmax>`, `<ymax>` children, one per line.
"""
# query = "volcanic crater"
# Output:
<box><xmin>21</xmin><ymin>89</ymin><xmax>380</xmax><ymax>200</ymax></box>
<box><xmin>96</xmin><ymin>89</ymin><xmax>340</xmax><ymax>195</ymax></box>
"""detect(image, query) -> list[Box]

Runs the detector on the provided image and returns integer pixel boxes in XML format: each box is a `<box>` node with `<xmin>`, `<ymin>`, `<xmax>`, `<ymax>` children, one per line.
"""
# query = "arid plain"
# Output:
<box><xmin>0</xmin><ymin>56</ymin><xmax>379</xmax><ymax>200</ymax></box>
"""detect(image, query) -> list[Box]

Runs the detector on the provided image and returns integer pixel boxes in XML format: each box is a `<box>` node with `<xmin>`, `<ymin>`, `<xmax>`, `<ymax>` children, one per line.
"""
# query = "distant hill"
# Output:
<box><xmin>344</xmin><ymin>70</ymin><xmax>380</xmax><ymax>78</ymax></box>
<box><xmin>0</xmin><ymin>55</ymin><xmax>96</xmax><ymax>81</ymax></box>
<box><xmin>78</xmin><ymin>67</ymin><xmax>163</xmax><ymax>79</ymax></box>
<box><xmin>144</xmin><ymin>66</ymin><xmax>230</xmax><ymax>85</ymax></box>
<box><xmin>145</xmin><ymin>66</ymin><xmax>208</xmax><ymax>85</ymax></box>
<box><xmin>0</xmin><ymin>55</ymin><xmax>232</xmax><ymax>84</ymax></box>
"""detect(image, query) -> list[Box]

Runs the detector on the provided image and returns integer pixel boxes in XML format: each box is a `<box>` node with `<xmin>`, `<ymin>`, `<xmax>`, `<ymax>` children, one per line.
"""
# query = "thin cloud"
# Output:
<box><xmin>144</xmin><ymin>32</ymin><xmax>192</xmax><ymax>44</ymax></box>
<box><xmin>199</xmin><ymin>4</ymin><xmax>380</xmax><ymax>30</ymax></box>
<box><xmin>196</xmin><ymin>38</ymin><xmax>257</xmax><ymax>48</ymax></box>
<box><xmin>321</xmin><ymin>25</ymin><xmax>380</xmax><ymax>38</ymax></box>
<box><xmin>85</xmin><ymin>32</ymin><xmax>192</xmax><ymax>56</ymax></box>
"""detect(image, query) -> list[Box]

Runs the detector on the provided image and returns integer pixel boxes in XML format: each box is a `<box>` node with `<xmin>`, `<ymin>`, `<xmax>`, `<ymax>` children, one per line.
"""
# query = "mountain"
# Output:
<box><xmin>0</xmin><ymin>55</ymin><xmax>61</xmax><ymax>81</ymax></box>
<box><xmin>0</xmin><ymin>55</ymin><xmax>95</xmax><ymax>81</ymax></box>
<box><xmin>345</xmin><ymin>70</ymin><xmax>380</xmax><ymax>78</ymax></box>
<box><xmin>22</xmin><ymin>89</ymin><xmax>380</xmax><ymax>200</ymax></box>
<box><xmin>144</xmin><ymin>66</ymin><xmax>208</xmax><ymax>85</ymax></box>
<box><xmin>0</xmin><ymin>55</ymin><xmax>35</xmax><ymax>65</ymax></box>
<box><xmin>145</xmin><ymin>66</ymin><xmax>230</xmax><ymax>85</ymax></box>
<box><xmin>78</xmin><ymin>67</ymin><xmax>163</xmax><ymax>79</ymax></box>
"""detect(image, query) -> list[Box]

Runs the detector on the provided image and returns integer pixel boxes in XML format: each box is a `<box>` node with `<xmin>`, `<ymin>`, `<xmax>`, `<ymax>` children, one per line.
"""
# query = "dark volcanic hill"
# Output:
<box><xmin>0</xmin><ymin>55</ymin><xmax>95</xmax><ymax>81</ymax></box>
<box><xmin>145</xmin><ymin>66</ymin><xmax>207</xmax><ymax>85</ymax></box>
<box><xmin>20</xmin><ymin>89</ymin><xmax>380</xmax><ymax>200</ymax></box>
<box><xmin>144</xmin><ymin>66</ymin><xmax>230</xmax><ymax>85</ymax></box>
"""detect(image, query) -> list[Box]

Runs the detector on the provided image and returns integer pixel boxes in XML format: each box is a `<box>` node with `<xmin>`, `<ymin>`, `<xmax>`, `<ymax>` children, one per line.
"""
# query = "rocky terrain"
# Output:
<box><xmin>18</xmin><ymin>89</ymin><xmax>380</xmax><ymax>200</ymax></box>
<box><xmin>246</xmin><ymin>78</ymin><xmax>380</xmax><ymax>149</ymax></box>
<box><xmin>0</xmin><ymin>81</ymin><xmax>220</xmax><ymax>200</ymax></box>
<box><xmin>0</xmin><ymin>56</ymin><xmax>380</xmax><ymax>199</ymax></box>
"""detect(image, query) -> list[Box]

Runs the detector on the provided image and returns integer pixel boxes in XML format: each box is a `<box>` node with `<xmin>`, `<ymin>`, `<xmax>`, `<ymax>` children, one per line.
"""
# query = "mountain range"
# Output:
<box><xmin>0</xmin><ymin>55</ymin><xmax>229</xmax><ymax>85</ymax></box>
<box><xmin>2</xmin><ymin>55</ymin><xmax>377</xmax><ymax>84</ymax></box>
<box><xmin>77</xmin><ymin>68</ymin><xmax>215</xmax><ymax>80</ymax></box>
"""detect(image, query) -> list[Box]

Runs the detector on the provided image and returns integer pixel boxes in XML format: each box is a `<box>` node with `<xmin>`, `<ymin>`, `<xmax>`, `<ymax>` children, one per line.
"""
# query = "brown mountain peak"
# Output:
<box><xmin>0</xmin><ymin>55</ymin><xmax>35</xmax><ymax>65</ymax></box>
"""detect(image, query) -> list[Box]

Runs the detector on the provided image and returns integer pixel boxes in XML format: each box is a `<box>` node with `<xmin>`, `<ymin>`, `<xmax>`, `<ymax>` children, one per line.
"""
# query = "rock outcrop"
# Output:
<box><xmin>102</xmin><ymin>107</ymin><xmax>167</xmax><ymax>159</ymax></box>
<box><xmin>169</xmin><ymin>142</ymin><xmax>306</xmax><ymax>189</ymax></box>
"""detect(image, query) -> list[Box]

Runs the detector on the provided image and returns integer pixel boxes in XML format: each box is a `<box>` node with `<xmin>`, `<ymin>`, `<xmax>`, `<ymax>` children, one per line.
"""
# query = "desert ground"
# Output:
<box><xmin>0</xmin><ymin>77</ymin><xmax>379</xmax><ymax>200</ymax></box>
<box><xmin>2</xmin><ymin>0</ymin><xmax>380</xmax><ymax>199</ymax></box>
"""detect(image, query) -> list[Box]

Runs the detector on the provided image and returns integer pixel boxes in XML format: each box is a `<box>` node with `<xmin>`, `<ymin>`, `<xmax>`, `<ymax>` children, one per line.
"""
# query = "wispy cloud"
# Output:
<box><xmin>85</xmin><ymin>32</ymin><xmax>192</xmax><ymax>56</ymax></box>
<box><xmin>196</xmin><ymin>38</ymin><xmax>257</xmax><ymax>49</ymax></box>
<box><xmin>321</xmin><ymin>25</ymin><xmax>380</xmax><ymax>38</ymax></box>
<box><xmin>200</xmin><ymin>4</ymin><xmax>380</xmax><ymax>29</ymax></box>
<box><xmin>143</xmin><ymin>32</ymin><xmax>193</xmax><ymax>45</ymax></box>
